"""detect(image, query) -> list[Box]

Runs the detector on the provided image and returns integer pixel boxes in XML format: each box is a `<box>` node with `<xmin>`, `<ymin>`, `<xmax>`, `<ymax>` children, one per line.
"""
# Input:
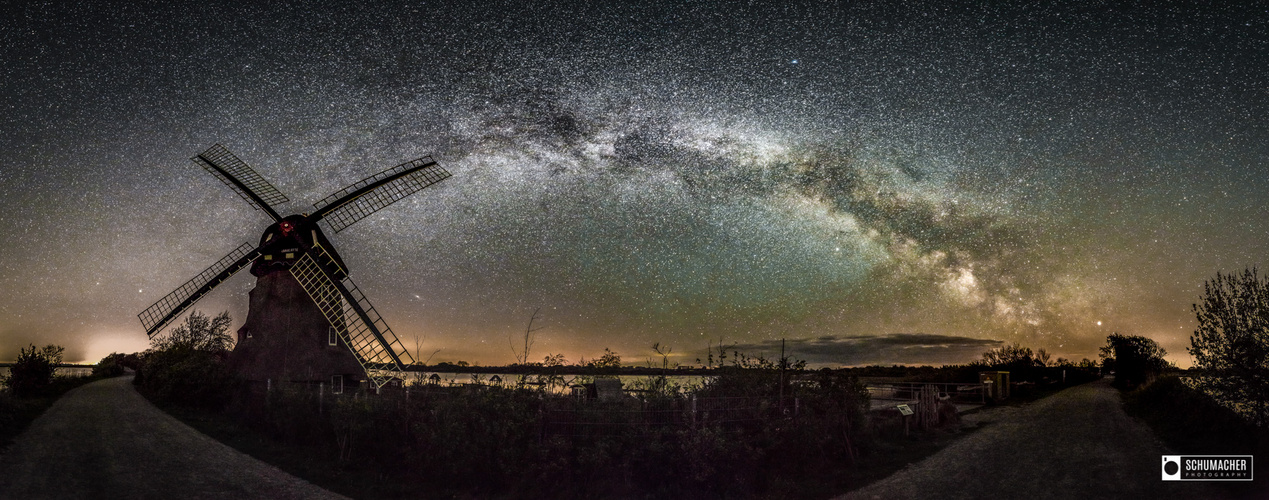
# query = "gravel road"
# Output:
<box><xmin>0</xmin><ymin>376</ymin><xmax>347</xmax><ymax>500</ymax></box>
<box><xmin>838</xmin><ymin>377</ymin><xmax>1237</xmax><ymax>500</ymax></box>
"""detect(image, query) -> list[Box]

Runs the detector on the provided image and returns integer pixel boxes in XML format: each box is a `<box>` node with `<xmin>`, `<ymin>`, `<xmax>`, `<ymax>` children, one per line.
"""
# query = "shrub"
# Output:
<box><xmin>92</xmin><ymin>352</ymin><xmax>140</xmax><ymax>377</ymax></box>
<box><xmin>136</xmin><ymin>310</ymin><xmax>237</xmax><ymax>408</ymax></box>
<box><xmin>1100</xmin><ymin>333</ymin><xmax>1170</xmax><ymax>390</ymax></box>
<box><xmin>138</xmin><ymin>347</ymin><xmax>237</xmax><ymax>407</ymax></box>
<box><xmin>4</xmin><ymin>344</ymin><xmax>64</xmax><ymax>397</ymax></box>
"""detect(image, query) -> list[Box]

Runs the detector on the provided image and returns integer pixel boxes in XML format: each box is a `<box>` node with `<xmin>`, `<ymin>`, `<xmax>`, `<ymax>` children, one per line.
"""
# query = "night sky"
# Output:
<box><xmin>1</xmin><ymin>2</ymin><xmax>1265</xmax><ymax>367</ymax></box>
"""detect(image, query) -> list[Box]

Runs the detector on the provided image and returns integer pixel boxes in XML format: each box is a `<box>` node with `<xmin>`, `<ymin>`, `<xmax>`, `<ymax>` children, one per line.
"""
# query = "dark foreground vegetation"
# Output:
<box><xmin>1124</xmin><ymin>375</ymin><xmax>1268</xmax><ymax>499</ymax></box>
<box><xmin>0</xmin><ymin>345</ymin><xmax>123</xmax><ymax>449</ymax></box>
<box><xmin>153</xmin><ymin>365</ymin><xmax>879</xmax><ymax>498</ymax></box>
<box><xmin>149</xmin><ymin>365</ymin><xmax>1098</xmax><ymax>500</ymax></box>
<box><xmin>127</xmin><ymin>312</ymin><xmax>1103</xmax><ymax>499</ymax></box>
<box><xmin>1115</xmin><ymin>267</ymin><xmax>1269</xmax><ymax>499</ymax></box>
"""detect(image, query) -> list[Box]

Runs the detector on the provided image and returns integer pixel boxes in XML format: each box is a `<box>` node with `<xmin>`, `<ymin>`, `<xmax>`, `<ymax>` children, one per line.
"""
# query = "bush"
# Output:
<box><xmin>4</xmin><ymin>344</ymin><xmax>65</xmax><ymax>397</ymax></box>
<box><xmin>92</xmin><ymin>352</ymin><xmax>140</xmax><ymax>377</ymax></box>
<box><xmin>138</xmin><ymin>347</ymin><xmax>237</xmax><ymax>408</ymax></box>
<box><xmin>136</xmin><ymin>310</ymin><xmax>238</xmax><ymax>408</ymax></box>
<box><xmin>1100</xmin><ymin>333</ymin><xmax>1170</xmax><ymax>390</ymax></box>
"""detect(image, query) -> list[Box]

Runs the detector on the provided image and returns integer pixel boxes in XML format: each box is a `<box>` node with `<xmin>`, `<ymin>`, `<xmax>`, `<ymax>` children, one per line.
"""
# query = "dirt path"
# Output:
<box><xmin>838</xmin><ymin>377</ymin><xmax>1231</xmax><ymax>500</ymax></box>
<box><xmin>0</xmin><ymin>376</ymin><xmax>347</xmax><ymax>500</ymax></box>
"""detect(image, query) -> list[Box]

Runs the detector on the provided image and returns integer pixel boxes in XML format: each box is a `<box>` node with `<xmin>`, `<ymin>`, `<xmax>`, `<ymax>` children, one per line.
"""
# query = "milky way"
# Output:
<box><xmin>1</xmin><ymin>2</ymin><xmax>1265</xmax><ymax>366</ymax></box>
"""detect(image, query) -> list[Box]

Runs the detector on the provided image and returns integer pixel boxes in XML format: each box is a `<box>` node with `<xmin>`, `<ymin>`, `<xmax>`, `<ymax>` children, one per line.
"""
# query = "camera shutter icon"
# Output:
<box><xmin>1162</xmin><ymin>455</ymin><xmax>1181</xmax><ymax>480</ymax></box>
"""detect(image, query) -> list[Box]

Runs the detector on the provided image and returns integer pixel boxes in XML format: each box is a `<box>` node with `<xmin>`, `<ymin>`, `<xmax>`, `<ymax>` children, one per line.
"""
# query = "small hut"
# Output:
<box><xmin>979</xmin><ymin>371</ymin><xmax>1010</xmax><ymax>400</ymax></box>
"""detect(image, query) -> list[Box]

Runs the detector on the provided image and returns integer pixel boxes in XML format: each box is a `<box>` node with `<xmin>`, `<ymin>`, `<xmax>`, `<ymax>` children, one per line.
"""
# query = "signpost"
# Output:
<box><xmin>897</xmin><ymin>404</ymin><xmax>914</xmax><ymax>436</ymax></box>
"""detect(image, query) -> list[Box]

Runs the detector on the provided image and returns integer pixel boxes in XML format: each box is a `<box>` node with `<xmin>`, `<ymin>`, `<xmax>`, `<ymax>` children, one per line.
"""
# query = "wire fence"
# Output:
<box><xmin>865</xmin><ymin>382</ymin><xmax>987</xmax><ymax>408</ymax></box>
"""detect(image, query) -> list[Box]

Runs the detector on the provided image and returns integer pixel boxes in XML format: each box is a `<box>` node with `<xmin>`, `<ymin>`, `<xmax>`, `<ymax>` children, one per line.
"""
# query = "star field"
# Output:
<box><xmin>1</xmin><ymin>1</ymin><xmax>1265</xmax><ymax>366</ymax></box>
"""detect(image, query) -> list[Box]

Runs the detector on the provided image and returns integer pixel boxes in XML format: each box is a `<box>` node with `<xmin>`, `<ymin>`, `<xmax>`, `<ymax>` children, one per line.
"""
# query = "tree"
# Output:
<box><xmin>151</xmin><ymin>310</ymin><xmax>234</xmax><ymax>352</ymax></box>
<box><xmin>981</xmin><ymin>343</ymin><xmax>1034</xmax><ymax>367</ymax></box>
<box><xmin>1189</xmin><ymin>268</ymin><xmax>1269</xmax><ymax>426</ymax></box>
<box><xmin>93</xmin><ymin>352</ymin><xmax>140</xmax><ymax>377</ymax></box>
<box><xmin>542</xmin><ymin>353</ymin><xmax>566</xmax><ymax>367</ymax></box>
<box><xmin>1034</xmin><ymin>348</ymin><xmax>1052</xmax><ymax>367</ymax></box>
<box><xmin>1100</xmin><ymin>333</ymin><xmax>1169</xmax><ymax>390</ymax></box>
<box><xmin>4</xmin><ymin>344</ymin><xmax>64</xmax><ymax>397</ymax></box>
<box><xmin>137</xmin><ymin>310</ymin><xmax>236</xmax><ymax>407</ymax></box>
<box><xmin>589</xmin><ymin>348</ymin><xmax>622</xmax><ymax>368</ymax></box>
<box><xmin>509</xmin><ymin>307</ymin><xmax>546</xmax><ymax>365</ymax></box>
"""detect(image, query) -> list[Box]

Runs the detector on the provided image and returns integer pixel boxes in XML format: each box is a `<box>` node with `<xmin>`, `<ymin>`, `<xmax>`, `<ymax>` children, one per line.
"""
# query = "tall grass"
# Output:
<box><xmin>204</xmin><ymin>368</ymin><xmax>873</xmax><ymax>499</ymax></box>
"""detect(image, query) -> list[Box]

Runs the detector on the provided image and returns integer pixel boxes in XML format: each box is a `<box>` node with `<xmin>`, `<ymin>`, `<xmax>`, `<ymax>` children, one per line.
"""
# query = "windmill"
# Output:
<box><xmin>138</xmin><ymin>144</ymin><xmax>451</xmax><ymax>390</ymax></box>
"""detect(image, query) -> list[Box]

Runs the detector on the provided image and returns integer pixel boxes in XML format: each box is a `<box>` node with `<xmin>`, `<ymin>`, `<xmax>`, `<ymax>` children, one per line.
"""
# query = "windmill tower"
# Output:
<box><xmin>138</xmin><ymin>145</ymin><xmax>450</xmax><ymax>390</ymax></box>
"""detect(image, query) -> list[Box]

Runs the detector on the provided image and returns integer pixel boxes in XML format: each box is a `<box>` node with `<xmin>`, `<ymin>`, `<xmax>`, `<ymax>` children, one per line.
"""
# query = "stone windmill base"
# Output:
<box><xmin>228</xmin><ymin>271</ymin><xmax>364</xmax><ymax>388</ymax></box>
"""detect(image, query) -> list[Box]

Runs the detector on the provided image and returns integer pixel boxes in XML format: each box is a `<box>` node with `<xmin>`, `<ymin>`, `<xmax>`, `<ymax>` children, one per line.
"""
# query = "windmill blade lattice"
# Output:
<box><xmin>139</xmin><ymin>242</ymin><xmax>261</xmax><ymax>337</ymax></box>
<box><xmin>193</xmin><ymin>144</ymin><xmax>290</xmax><ymax>219</ymax></box>
<box><xmin>314</xmin><ymin>156</ymin><xmax>450</xmax><ymax>233</ymax></box>
<box><xmin>290</xmin><ymin>246</ymin><xmax>416</xmax><ymax>388</ymax></box>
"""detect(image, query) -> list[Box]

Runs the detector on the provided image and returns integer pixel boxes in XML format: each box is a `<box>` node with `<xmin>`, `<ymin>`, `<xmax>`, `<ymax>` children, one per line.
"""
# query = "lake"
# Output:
<box><xmin>0</xmin><ymin>366</ymin><xmax>95</xmax><ymax>389</ymax></box>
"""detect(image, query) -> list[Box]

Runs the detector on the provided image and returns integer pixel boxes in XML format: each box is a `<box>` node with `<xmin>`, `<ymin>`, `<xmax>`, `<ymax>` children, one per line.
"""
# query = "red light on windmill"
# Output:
<box><xmin>279</xmin><ymin>221</ymin><xmax>295</xmax><ymax>236</ymax></box>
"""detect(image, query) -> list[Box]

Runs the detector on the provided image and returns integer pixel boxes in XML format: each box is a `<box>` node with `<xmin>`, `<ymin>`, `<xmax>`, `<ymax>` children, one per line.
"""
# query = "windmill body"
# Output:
<box><xmin>231</xmin><ymin>270</ymin><xmax>363</xmax><ymax>385</ymax></box>
<box><xmin>138</xmin><ymin>145</ymin><xmax>451</xmax><ymax>390</ymax></box>
<box><xmin>231</xmin><ymin>215</ymin><xmax>357</xmax><ymax>385</ymax></box>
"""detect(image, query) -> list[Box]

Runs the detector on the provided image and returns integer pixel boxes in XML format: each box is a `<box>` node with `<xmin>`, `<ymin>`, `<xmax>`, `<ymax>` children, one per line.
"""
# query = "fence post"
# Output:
<box><xmin>537</xmin><ymin>401</ymin><xmax>545</xmax><ymax>445</ymax></box>
<box><xmin>691</xmin><ymin>394</ymin><xmax>698</xmax><ymax>429</ymax></box>
<box><xmin>267</xmin><ymin>378</ymin><xmax>271</xmax><ymax>393</ymax></box>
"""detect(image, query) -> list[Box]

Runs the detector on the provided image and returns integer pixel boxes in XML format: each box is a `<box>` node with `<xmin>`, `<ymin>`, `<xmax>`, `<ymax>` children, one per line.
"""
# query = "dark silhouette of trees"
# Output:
<box><xmin>136</xmin><ymin>310</ymin><xmax>237</xmax><ymax>407</ymax></box>
<box><xmin>3</xmin><ymin>344</ymin><xmax>64</xmax><ymax>397</ymax></box>
<box><xmin>1034</xmin><ymin>348</ymin><xmax>1052</xmax><ymax>367</ymax></box>
<box><xmin>92</xmin><ymin>352</ymin><xmax>141</xmax><ymax>377</ymax></box>
<box><xmin>589</xmin><ymin>348</ymin><xmax>622</xmax><ymax>368</ymax></box>
<box><xmin>1100</xmin><ymin>333</ymin><xmax>1169</xmax><ymax>390</ymax></box>
<box><xmin>1189</xmin><ymin>268</ymin><xmax>1269</xmax><ymax>426</ymax></box>
<box><xmin>981</xmin><ymin>343</ymin><xmax>1035</xmax><ymax>367</ymax></box>
<box><xmin>151</xmin><ymin>310</ymin><xmax>234</xmax><ymax>352</ymax></box>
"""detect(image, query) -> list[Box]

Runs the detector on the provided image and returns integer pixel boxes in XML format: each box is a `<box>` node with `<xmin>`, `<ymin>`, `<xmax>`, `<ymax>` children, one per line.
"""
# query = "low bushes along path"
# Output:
<box><xmin>838</xmin><ymin>377</ymin><xmax>1239</xmax><ymax>499</ymax></box>
<box><xmin>0</xmin><ymin>376</ymin><xmax>347</xmax><ymax>500</ymax></box>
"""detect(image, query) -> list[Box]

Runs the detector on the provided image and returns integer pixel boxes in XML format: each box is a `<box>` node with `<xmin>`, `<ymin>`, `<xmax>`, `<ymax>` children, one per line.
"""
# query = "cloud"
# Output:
<box><xmin>709</xmin><ymin>333</ymin><xmax>1003</xmax><ymax>367</ymax></box>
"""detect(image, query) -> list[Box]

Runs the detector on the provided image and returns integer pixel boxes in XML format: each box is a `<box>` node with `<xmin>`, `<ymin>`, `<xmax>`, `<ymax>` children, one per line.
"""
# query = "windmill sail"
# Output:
<box><xmin>290</xmin><ymin>244</ymin><xmax>416</xmax><ymax>388</ymax></box>
<box><xmin>138</xmin><ymin>242</ymin><xmax>261</xmax><ymax>337</ymax></box>
<box><xmin>193</xmin><ymin>144</ymin><xmax>289</xmax><ymax>221</ymax></box>
<box><xmin>312</xmin><ymin>156</ymin><xmax>451</xmax><ymax>233</ymax></box>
